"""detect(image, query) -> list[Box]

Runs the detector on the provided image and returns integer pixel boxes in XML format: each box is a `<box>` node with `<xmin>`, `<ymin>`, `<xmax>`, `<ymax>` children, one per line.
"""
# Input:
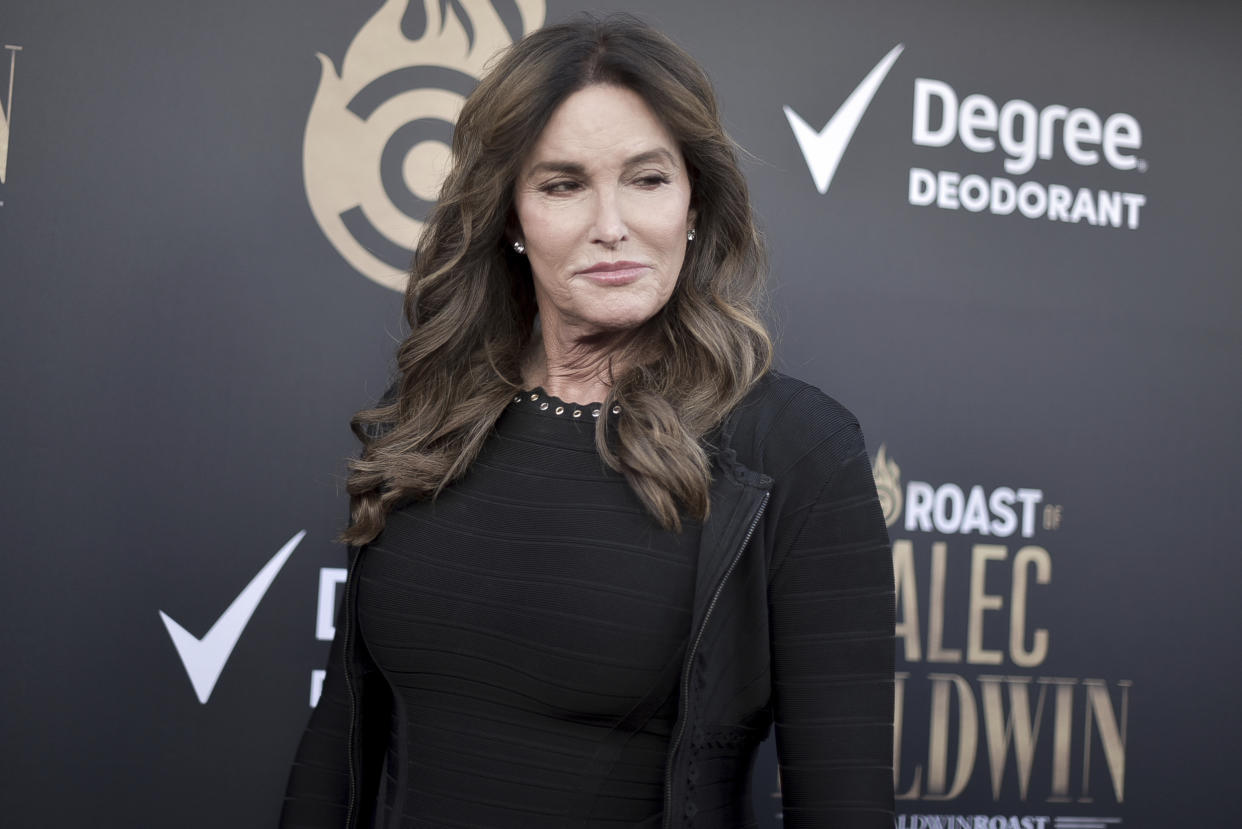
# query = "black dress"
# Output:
<box><xmin>356</xmin><ymin>390</ymin><xmax>701</xmax><ymax>827</ymax></box>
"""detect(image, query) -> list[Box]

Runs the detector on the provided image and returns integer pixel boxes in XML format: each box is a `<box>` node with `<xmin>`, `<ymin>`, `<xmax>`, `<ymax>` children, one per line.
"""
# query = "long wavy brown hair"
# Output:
<box><xmin>342</xmin><ymin>16</ymin><xmax>772</xmax><ymax>545</ymax></box>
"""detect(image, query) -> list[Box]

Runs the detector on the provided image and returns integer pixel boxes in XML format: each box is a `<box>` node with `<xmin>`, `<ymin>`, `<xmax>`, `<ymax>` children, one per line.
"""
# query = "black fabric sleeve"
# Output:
<box><xmin>766</xmin><ymin>409</ymin><xmax>895</xmax><ymax>827</ymax></box>
<box><xmin>278</xmin><ymin>583</ymin><xmax>353</xmax><ymax>828</ymax></box>
<box><xmin>280</xmin><ymin>382</ymin><xmax>398</xmax><ymax>827</ymax></box>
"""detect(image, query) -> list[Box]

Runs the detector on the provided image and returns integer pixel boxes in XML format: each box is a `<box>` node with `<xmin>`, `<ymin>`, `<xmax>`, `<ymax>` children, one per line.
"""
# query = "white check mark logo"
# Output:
<box><xmin>784</xmin><ymin>43</ymin><xmax>904</xmax><ymax>195</ymax></box>
<box><xmin>159</xmin><ymin>530</ymin><xmax>305</xmax><ymax>704</ymax></box>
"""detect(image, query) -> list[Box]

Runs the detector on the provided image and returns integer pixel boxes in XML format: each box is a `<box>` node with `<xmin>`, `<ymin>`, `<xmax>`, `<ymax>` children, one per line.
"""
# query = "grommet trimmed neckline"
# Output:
<box><xmin>510</xmin><ymin>387</ymin><xmax>618</xmax><ymax>421</ymax></box>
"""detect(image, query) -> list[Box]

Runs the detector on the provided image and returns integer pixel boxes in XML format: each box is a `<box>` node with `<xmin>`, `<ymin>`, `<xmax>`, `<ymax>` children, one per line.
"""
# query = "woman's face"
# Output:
<box><xmin>513</xmin><ymin>83</ymin><xmax>695</xmax><ymax>340</ymax></box>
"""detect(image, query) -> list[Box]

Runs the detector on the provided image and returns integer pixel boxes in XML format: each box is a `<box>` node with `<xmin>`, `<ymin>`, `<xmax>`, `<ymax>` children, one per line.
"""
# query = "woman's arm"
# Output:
<box><xmin>278</xmin><ymin>596</ymin><xmax>354</xmax><ymax>828</ymax></box>
<box><xmin>766</xmin><ymin>401</ymin><xmax>895</xmax><ymax>827</ymax></box>
<box><xmin>280</xmin><ymin>383</ymin><xmax>400</xmax><ymax>826</ymax></box>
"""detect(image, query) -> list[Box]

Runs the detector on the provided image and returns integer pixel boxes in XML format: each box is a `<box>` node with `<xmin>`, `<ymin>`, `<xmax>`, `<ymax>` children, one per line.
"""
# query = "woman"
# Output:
<box><xmin>282</xmin><ymin>16</ymin><xmax>894</xmax><ymax>829</ymax></box>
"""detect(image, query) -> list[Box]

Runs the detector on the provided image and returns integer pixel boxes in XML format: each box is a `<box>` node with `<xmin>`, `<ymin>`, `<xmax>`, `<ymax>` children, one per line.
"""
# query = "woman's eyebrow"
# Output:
<box><xmin>622</xmin><ymin>149</ymin><xmax>677</xmax><ymax>168</ymax></box>
<box><xmin>525</xmin><ymin>149</ymin><xmax>678</xmax><ymax>178</ymax></box>
<box><xmin>526</xmin><ymin>160</ymin><xmax>587</xmax><ymax>177</ymax></box>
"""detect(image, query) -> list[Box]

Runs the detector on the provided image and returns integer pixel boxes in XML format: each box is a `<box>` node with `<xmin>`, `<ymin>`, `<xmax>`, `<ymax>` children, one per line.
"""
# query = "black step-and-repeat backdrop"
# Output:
<box><xmin>3</xmin><ymin>1</ymin><xmax>1239</xmax><ymax>826</ymax></box>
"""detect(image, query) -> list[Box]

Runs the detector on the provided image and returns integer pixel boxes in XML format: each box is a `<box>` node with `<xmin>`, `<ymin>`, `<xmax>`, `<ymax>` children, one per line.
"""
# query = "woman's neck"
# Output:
<box><xmin>522</xmin><ymin>325</ymin><xmax>633</xmax><ymax>406</ymax></box>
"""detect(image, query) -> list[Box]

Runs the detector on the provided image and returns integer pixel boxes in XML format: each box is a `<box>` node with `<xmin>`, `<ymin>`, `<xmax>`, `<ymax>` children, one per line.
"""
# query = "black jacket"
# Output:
<box><xmin>280</xmin><ymin>373</ymin><xmax>895</xmax><ymax>828</ymax></box>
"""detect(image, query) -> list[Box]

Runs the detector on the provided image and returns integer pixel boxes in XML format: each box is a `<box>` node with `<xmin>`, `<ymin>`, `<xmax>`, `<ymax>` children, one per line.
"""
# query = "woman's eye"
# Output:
<box><xmin>541</xmin><ymin>180</ymin><xmax>580</xmax><ymax>194</ymax></box>
<box><xmin>635</xmin><ymin>173</ymin><xmax>671</xmax><ymax>187</ymax></box>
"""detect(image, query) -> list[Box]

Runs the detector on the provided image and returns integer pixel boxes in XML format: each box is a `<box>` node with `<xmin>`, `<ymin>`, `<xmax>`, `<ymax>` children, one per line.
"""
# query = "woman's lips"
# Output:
<box><xmin>576</xmin><ymin>261</ymin><xmax>649</xmax><ymax>284</ymax></box>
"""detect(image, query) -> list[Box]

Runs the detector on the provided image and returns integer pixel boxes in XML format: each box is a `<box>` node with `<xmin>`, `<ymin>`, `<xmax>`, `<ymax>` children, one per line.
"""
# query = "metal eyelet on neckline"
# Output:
<box><xmin>514</xmin><ymin>390</ymin><xmax>618</xmax><ymax>419</ymax></box>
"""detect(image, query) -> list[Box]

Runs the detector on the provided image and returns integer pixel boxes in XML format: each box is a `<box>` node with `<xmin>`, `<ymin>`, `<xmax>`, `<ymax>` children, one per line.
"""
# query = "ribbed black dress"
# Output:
<box><xmin>356</xmin><ymin>389</ymin><xmax>701</xmax><ymax>828</ymax></box>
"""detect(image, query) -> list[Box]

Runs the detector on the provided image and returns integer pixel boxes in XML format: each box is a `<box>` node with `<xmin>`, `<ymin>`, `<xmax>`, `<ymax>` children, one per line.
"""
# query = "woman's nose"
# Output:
<box><xmin>590</xmin><ymin>188</ymin><xmax>628</xmax><ymax>247</ymax></box>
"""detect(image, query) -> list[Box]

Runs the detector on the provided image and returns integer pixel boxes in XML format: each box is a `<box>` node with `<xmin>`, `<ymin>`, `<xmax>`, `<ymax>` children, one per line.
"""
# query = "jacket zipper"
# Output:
<box><xmin>663</xmin><ymin>490</ymin><xmax>769</xmax><ymax>829</ymax></box>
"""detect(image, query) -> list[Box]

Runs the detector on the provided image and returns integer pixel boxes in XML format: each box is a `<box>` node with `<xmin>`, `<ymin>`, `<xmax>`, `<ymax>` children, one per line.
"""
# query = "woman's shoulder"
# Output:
<box><xmin>724</xmin><ymin>370</ymin><xmax>868</xmax><ymax>476</ymax></box>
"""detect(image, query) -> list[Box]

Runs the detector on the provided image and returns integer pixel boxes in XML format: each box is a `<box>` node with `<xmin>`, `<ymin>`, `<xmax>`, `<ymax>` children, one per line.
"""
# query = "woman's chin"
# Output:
<box><xmin>578</xmin><ymin>312</ymin><xmax>661</xmax><ymax>338</ymax></box>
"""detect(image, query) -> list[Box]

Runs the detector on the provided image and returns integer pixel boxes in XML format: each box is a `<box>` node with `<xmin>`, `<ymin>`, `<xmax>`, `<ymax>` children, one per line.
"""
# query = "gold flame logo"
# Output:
<box><xmin>1</xmin><ymin>44</ymin><xmax>22</xmax><ymax>186</ymax></box>
<box><xmin>303</xmin><ymin>0</ymin><xmax>546</xmax><ymax>291</ymax></box>
<box><xmin>871</xmin><ymin>443</ymin><xmax>902</xmax><ymax>528</ymax></box>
